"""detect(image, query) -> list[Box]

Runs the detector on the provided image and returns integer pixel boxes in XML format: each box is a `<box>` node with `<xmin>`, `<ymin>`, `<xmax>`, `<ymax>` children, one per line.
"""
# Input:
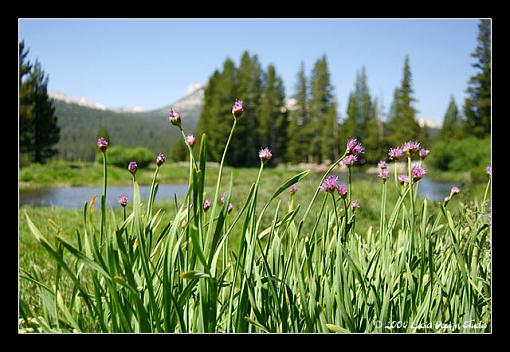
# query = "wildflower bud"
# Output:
<box><xmin>412</xmin><ymin>165</ymin><xmax>427</xmax><ymax>182</ymax></box>
<box><xmin>337</xmin><ymin>185</ymin><xmax>348</xmax><ymax>199</ymax></box>
<box><xmin>341</xmin><ymin>155</ymin><xmax>357</xmax><ymax>168</ymax></box>
<box><xmin>401</xmin><ymin>141</ymin><xmax>421</xmax><ymax>157</ymax></box>
<box><xmin>128</xmin><ymin>161</ymin><xmax>138</xmax><ymax>175</ymax></box>
<box><xmin>448</xmin><ymin>186</ymin><xmax>460</xmax><ymax>200</ymax></box>
<box><xmin>398</xmin><ymin>175</ymin><xmax>409</xmax><ymax>186</ymax></box>
<box><xmin>97</xmin><ymin>137</ymin><xmax>108</xmax><ymax>152</ymax></box>
<box><xmin>227</xmin><ymin>203</ymin><xmax>233</xmax><ymax>214</ymax></box>
<box><xmin>346</xmin><ymin>138</ymin><xmax>365</xmax><ymax>155</ymax></box>
<box><xmin>320</xmin><ymin>175</ymin><xmax>339</xmax><ymax>193</ymax></box>
<box><xmin>378</xmin><ymin>169</ymin><xmax>389</xmax><ymax>182</ymax></box>
<box><xmin>156</xmin><ymin>152</ymin><xmax>166</xmax><ymax>167</ymax></box>
<box><xmin>220</xmin><ymin>192</ymin><xmax>226</xmax><ymax>204</ymax></box>
<box><xmin>118</xmin><ymin>195</ymin><xmax>128</xmax><ymax>207</ymax></box>
<box><xmin>186</xmin><ymin>134</ymin><xmax>196</xmax><ymax>147</ymax></box>
<box><xmin>168</xmin><ymin>109</ymin><xmax>181</xmax><ymax>126</ymax></box>
<box><xmin>203</xmin><ymin>198</ymin><xmax>211</xmax><ymax>211</ymax></box>
<box><xmin>258</xmin><ymin>148</ymin><xmax>272</xmax><ymax>163</ymax></box>
<box><xmin>351</xmin><ymin>200</ymin><xmax>360</xmax><ymax>212</ymax></box>
<box><xmin>419</xmin><ymin>148</ymin><xmax>430</xmax><ymax>160</ymax></box>
<box><xmin>377</xmin><ymin>160</ymin><xmax>387</xmax><ymax>169</ymax></box>
<box><xmin>289</xmin><ymin>184</ymin><xmax>298</xmax><ymax>194</ymax></box>
<box><xmin>486</xmin><ymin>164</ymin><xmax>492</xmax><ymax>177</ymax></box>
<box><xmin>443</xmin><ymin>196</ymin><xmax>451</xmax><ymax>206</ymax></box>
<box><xmin>232</xmin><ymin>99</ymin><xmax>244</xmax><ymax>118</ymax></box>
<box><xmin>388</xmin><ymin>147</ymin><xmax>403</xmax><ymax>161</ymax></box>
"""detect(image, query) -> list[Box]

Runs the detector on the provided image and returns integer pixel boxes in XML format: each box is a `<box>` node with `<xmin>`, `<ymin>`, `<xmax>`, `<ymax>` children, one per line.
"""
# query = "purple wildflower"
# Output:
<box><xmin>232</xmin><ymin>99</ymin><xmax>244</xmax><ymax>118</ymax></box>
<box><xmin>388</xmin><ymin>147</ymin><xmax>403</xmax><ymax>161</ymax></box>
<box><xmin>258</xmin><ymin>147</ymin><xmax>272</xmax><ymax>163</ymax></box>
<box><xmin>156</xmin><ymin>152</ymin><xmax>166</xmax><ymax>167</ymax></box>
<box><xmin>450</xmin><ymin>186</ymin><xmax>460</xmax><ymax>197</ymax></box>
<box><xmin>444</xmin><ymin>196</ymin><xmax>451</xmax><ymax>206</ymax></box>
<box><xmin>186</xmin><ymin>134</ymin><xmax>196</xmax><ymax>147</ymax></box>
<box><xmin>320</xmin><ymin>175</ymin><xmax>339</xmax><ymax>193</ymax></box>
<box><xmin>337</xmin><ymin>185</ymin><xmax>348</xmax><ymax>199</ymax></box>
<box><xmin>289</xmin><ymin>184</ymin><xmax>298</xmax><ymax>194</ymax></box>
<box><xmin>378</xmin><ymin>169</ymin><xmax>389</xmax><ymax>182</ymax></box>
<box><xmin>346</xmin><ymin>138</ymin><xmax>365</xmax><ymax>155</ymax></box>
<box><xmin>220</xmin><ymin>192</ymin><xmax>226</xmax><ymax>204</ymax></box>
<box><xmin>419</xmin><ymin>148</ymin><xmax>430</xmax><ymax>160</ymax></box>
<box><xmin>118</xmin><ymin>195</ymin><xmax>128</xmax><ymax>207</ymax></box>
<box><xmin>128</xmin><ymin>161</ymin><xmax>138</xmax><ymax>175</ymax></box>
<box><xmin>227</xmin><ymin>203</ymin><xmax>233</xmax><ymax>214</ymax></box>
<box><xmin>412</xmin><ymin>165</ymin><xmax>427</xmax><ymax>182</ymax></box>
<box><xmin>401</xmin><ymin>141</ymin><xmax>421</xmax><ymax>157</ymax></box>
<box><xmin>168</xmin><ymin>109</ymin><xmax>181</xmax><ymax>126</ymax></box>
<box><xmin>398</xmin><ymin>175</ymin><xmax>409</xmax><ymax>186</ymax></box>
<box><xmin>97</xmin><ymin>137</ymin><xmax>108</xmax><ymax>152</ymax></box>
<box><xmin>341</xmin><ymin>155</ymin><xmax>358</xmax><ymax>167</ymax></box>
<box><xmin>486</xmin><ymin>164</ymin><xmax>492</xmax><ymax>177</ymax></box>
<box><xmin>203</xmin><ymin>199</ymin><xmax>211</xmax><ymax>211</ymax></box>
<box><xmin>377</xmin><ymin>160</ymin><xmax>387</xmax><ymax>169</ymax></box>
<box><xmin>351</xmin><ymin>200</ymin><xmax>360</xmax><ymax>212</ymax></box>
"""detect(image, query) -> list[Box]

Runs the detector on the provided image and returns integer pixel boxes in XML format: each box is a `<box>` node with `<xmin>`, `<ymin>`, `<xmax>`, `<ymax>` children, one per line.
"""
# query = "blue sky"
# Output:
<box><xmin>19</xmin><ymin>19</ymin><xmax>482</xmax><ymax>124</ymax></box>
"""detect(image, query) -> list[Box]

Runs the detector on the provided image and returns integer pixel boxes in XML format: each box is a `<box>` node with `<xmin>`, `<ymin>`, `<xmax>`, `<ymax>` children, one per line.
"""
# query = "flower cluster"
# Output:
<box><xmin>419</xmin><ymin>148</ymin><xmax>430</xmax><ymax>160</ymax></box>
<box><xmin>346</xmin><ymin>138</ymin><xmax>365</xmax><ymax>155</ymax></box>
<box><xmin>320</xmin><ymin>175</ymin><xmax>340</xmax><ymax>193</ymax></box>
<box><xmin>289</xmin><ymin>184</ymin><xmax>298</xmax><ymax>194</ymax></box>
<box><xmin>398</xmin><ymin>175</ymin><xmax>409</xmax><ymax>186</ymax></box>
<box><xmin>377</xmin><ymin>160</ymin><xmax>388</xmax><ymax>182</ymax></box>
<box><xmin>259</xmin><ymin>148</ymin><xmax>272</xmax><ymax>163</ymax></box>
<box><xmin>156</xmin><ymin>152</ymin><xmax>166</xmax><ymax>167</ymax></box>
<box><xmin>486</xmin><ymin>164</ymin><xmax>492</xmax><ymax>177</ymax></box>
<box><xmin>203</xmin><ymin>198</ymin><xmax>211</xmax><ymax>211</ymax></box>
<box><xmin>411</xmin><ymin>165</ymin><xmax>427</xmax><ymax>182</ymax></box>
<box><xmin>388</xmin><ymin>147</ymin><xmax>403</xmax><ymax>160</ymax></box>
<box><xmin>118</xmin><ymin>195</ymin><xmax>128</xmax><ymax>207</ymax></box>
<box><xmin>401</xmin><ymin>141</ymin><xmax>421</xmax><ymax>157</ymax></box>
<box><xmin>128</xmin><ymin>161</ymin><xmax>138</xmax><ymax>175</ymax></box>
<box><xmin>97</xmin><ymin>137</ymin><xmax>108</xmax><ymax>152</ymax></box>
<box><xmin>337</xmin><ymin>185</ymin><xmax>348</xmax><ymax>199</ymax></box>
<box><xmin>168</xmin><ymin>109</ymin><xmax>181</xmax><ymax>126</ymax></box>
<box><xmin>341</xmin><ymin>155</ymin><xmax>358</xmax><ymax>168</ymax></box>
<box><xmin>444</xmin><ymin>186</ymin><xmax>460</xmax><ymax>206</ymax></box>
<box><xmin>351</xmin><ymin>200</ymin><xmax>360</xmax><ymax>212</ymax></box>
<box><xmin>232</xmin><ymin>99</ymin><xmax>244</xmax><ymax>118</ymax></box>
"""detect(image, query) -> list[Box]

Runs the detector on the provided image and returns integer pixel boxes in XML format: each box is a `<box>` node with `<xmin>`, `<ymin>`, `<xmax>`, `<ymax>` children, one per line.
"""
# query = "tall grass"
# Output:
<box><xmin>19</xmin><ymin>110</ymin><xmax>491</xmax><ymax>333</ymax></box>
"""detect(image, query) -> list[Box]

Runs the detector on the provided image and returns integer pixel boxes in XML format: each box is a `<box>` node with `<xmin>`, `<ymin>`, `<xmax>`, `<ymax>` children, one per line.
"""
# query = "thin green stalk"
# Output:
<box><xmin>407</xmin><ymin>156</ymin><xmax>416</xmax><ymax>258</ymax></box>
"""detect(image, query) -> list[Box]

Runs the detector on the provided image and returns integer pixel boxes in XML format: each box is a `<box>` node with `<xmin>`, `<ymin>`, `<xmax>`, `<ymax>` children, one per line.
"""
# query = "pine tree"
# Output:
<box><xmin>386</xmin><ymin>56</ymin><xmax>422</xmax><ymax>146</ymax></box>
<box><xmin>308</xmin><ymin>55</ymin><xmax>334</xmax><ymax>163</ymax></box>
<box><xmin>258</xmin><ymin>64</ymin><xmax>286</xmax><ymax>166</ymax></box>
<box><xmin>342</xmin><ymin>92</ymin><xmax>357</xmax><ymax>142</ymax></box>
<box><xmin>286</xmin><ymin>62</ymin><xmax>309</xmax><ymax>164</ymax></box>
<box><xmin>463</xmin><ymin>19</ymin><xmax>491</xmax><ymax>137</ymax></box>
<box><xmin>30</xmin><ymin>60</ymin><xmax>60</xmax><ymax>163</ymax></box>
<box><xmin>321</xmin><ymin>101</ymin><xmax>340</xmax><ymax>162</ymax></box>
<box><xmin>440</xmin><ymin>96</ymin><xmax>463</xmax><ymax>140</ymax></box>
<box><xmin>228</xmin><ymin>52</ymin><xmax>262</xmax><ymax>166</ymax></box>
<box><xmin>19</xmin><ymin>41</ymin><xmax>35</xmax><ymax>162</ymax></box>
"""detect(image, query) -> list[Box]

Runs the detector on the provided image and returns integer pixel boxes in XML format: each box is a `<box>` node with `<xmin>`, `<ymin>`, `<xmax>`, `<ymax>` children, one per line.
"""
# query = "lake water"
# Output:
<box><xmin>19</xmin><ymin>178</ymin><xmax>456</xmax><ymax>209</ymax></box>
<box><xmin>19</xmin><ymin>184</ymin><xmax>189</xmax><ymax>209</ymax></box>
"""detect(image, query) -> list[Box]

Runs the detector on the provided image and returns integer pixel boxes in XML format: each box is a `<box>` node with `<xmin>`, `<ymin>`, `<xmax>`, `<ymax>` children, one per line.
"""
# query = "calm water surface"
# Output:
<box><xmin>19</xmin><ymin>178</ymin><xmax>455</xmax><ymax>209</ymax></box>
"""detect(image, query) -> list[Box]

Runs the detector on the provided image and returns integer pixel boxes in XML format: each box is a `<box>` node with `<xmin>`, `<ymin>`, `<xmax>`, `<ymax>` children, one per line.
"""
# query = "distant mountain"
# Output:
<box><xmin>52</xmin><ymin>85</ymin><xmax>204</xmax><ymax>161</ymax></box>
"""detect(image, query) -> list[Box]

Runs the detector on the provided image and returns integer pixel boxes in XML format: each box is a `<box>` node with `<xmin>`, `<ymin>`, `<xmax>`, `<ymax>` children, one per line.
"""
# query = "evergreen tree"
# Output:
<box><xmin>30</xmin><ymin>60</ymin><xmax>60</xmax><ymax>163</ymax></box>
<box><xmin>286</xmin><ymin>62</ymin><xmax>309</xmax><ymax>164</ymax></box>
<box><xmin>258</xmin><ymin>64</ymin><xmax>286</xmax><ymax>166</ymax></box>
<box><xmin>321</xmin><ymin>101</ymin><xmax>340</xmax><ymax>162</ymax></box>
<box><xmin>440</xmin><ymin>96</ymin><xmax>463</xmax><ymax>140</ymax></box>
<box><xmin>463</xmin><ymin>19</ymin><xmax>491</xmax><ymax>137</ymax></box>
<box><xmin>342</xmin><ymin>92</ymin><xmax>357</xmax><ymax>142</ymax></box>
<box><xmin>19</xmin><ymin>41</ymin><xmax>35</xmax><ymax>162</ymax></box>
<box><xmin>228</xmin><ymin>52</ymin><xmax>262</xmax><ymax>166</ymax></box>
<box><xmin>308</xmin><ymin>55</ymin><xmax>334</xmax><ymax>163</ymax></box>
<box><xmin>386</xmin><ymin>56</ymin><xmax>422</xmax><ymax>146</ymax></box>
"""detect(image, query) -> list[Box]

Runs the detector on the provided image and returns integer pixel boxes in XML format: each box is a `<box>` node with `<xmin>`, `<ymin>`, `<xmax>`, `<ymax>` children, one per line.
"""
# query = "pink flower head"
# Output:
<box><xmin>346</xmin><ymin>138</ymin><xmax>365</xmax><ymax>155</ymax></box>
<box><xmin>449</xmin><ymin>186</ymin><xmax>460</xmax><ymax>199</ymax></box>
<box><xmin>289</xmin><ymin>184</ymin><xmax>298</xmax><ymax>194</ymax></box>
<box><xmin>156</xmin><ymin>152</ymin><xmax>166</xmax><ymax>167</ymax></box>
<box><xmin>168</xmin><ymin>109</ymin><xmax>181</xmax><ymax>126</ymax></box>
<box><xmin>486</xmin><ymin>164</ymin><xmax>492</xmax><ymax>177</ymax></box>
<box><xmin>118</xmin><ymin>195</ymin><xmax>128</xmax><ymax>207</ymax></box>
<box><xmin>398</xmin><ymin>174</ymin><xmax>409</xmax><ymax>186</ymax></box>
<box><xmin>258</xmin><ymin>147</ymin><xmax>272</xmax><ymax>163</ymax></box>
<box><xmin>388</xmin><ymin>147</ymin><xmax>403</xmax><ymax>160</ymax></box>
<box><xmin>97</xmin><ymin>137</ymin><xmax>108</xmax><ymax>152</ymax></box>
<box><xmin>351</xmin><ymin>199</ymin><xmax>360</xmax><ymax>212</ymax></box>
<box><xmin>320</xmin><ymin>175</ymin><xmax>339</xmax><ymax>193</ymax></box>
<box><xmin>232</xmin><ymin>99</ymin><xmax>244</xmax><ymax>118</ymax></box>
<box><xmin>378</xmin><ymin>169</ymin><xmax>389</xmax><ymax>182</ymax></box>
<box><xmin>128</xmin><ymin>161</ymin><xmax>138</xmax><ymax>175</ymax></box>
<box><xmin>336</xmin><ymin>185</ymin><xmax>348</xmax><ymax>198</ymax></box>
<box><xmin>186</xmin><ymin>134</ymin><xmax>196</xmax><ymax>147</ymax></box>
<box><xmin>401</xmin><ymin>141</ymin><xmax>421</xmax><ymax>157</ymax></box>
<box><xmin>220</xmin><ymin>192</ymin><xmax>226</xmax><ymax>204</ymax></box>
<box><xmin>227</xmin><ymin>203</ymin><xmax>233</xmax><ymax>214</ymax></box>
<box><xmin>203</xmin><ymin>198</ymin><xmax>211</xmax><ymax>211</ymax></box>
<box><xmin>377</xmin><ymin>160</ymin><xmax>387</xmax><ymax>169</ymax></box>
<box><xmin>443</xmin><ymin>196</ymin><xmax>451</xmax><ymax>206</ymax></box>
<box><xmin>412</xmin><ymin>165</ymin><xmax>427</xmax><ymax>182</ymax></box>
<box><xmin>419</xmin><ymin>148</ymin><xmax>430</xmax><ymax>160</ymax></box>
<box><xmin>341</xmin><ymin>155</ymin><xmax>358</xmax><ymax>168</ymax></box>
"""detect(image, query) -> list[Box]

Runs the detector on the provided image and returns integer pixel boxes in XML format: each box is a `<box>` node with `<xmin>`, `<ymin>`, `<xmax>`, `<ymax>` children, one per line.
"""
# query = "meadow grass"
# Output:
<box><xmin>19</xmin><ymin>110</ymin><xmax>491</xmax><ymax>333</ymax></box>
